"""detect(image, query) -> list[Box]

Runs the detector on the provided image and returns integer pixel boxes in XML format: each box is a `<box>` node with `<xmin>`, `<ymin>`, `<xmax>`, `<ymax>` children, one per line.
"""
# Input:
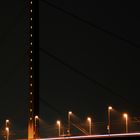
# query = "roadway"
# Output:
<box><xmin>39</xmin><ymin>133</ymin><xmax>140</xmax><ymax>140</ymax></box>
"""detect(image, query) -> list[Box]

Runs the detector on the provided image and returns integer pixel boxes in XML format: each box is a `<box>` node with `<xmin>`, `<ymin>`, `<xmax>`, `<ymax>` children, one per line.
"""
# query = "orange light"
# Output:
<box><xmin>123</xmin><ymin>113</ymin><xmax>128</xmax><ymax>118</ymax></box>
<box><xmin>108</xmin><ymin>106</ymin><xmax>112</xmax><ymax>110</ymax></box>
<box><xmin>69</xmin><ymin>111</ymin><xmax>72</xmax><ymax>115</ymax></box>
<box><xmin>5</xmin><ymin>127</ymin><xmax>9</xmax><ymax>131</ymax></box>
<box><xmin>87</xmin><ymin>117</ymin><xmax>91</xmax><ymax>122</ymax></box>
<box><xmin>6</xmin><ymin>120</ymin><xmax>9</xmax><ymax>123</ymax></box>
<box><xmin>57</xmin><ymin>120</ymin><xmax>61</xmax><ymax>125</ymax></box>
<box><xmin>35</xmin><ymin>116</ymin><xmax>39</xmax><ymax>119</ymax></box>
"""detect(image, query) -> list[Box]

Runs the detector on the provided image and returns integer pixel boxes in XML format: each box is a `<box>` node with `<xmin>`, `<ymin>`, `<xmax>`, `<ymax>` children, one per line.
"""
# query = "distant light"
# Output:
<box><xmin>123</xmin><ymin>113</ymin><xmax>128</xmax><ymax>118</ymax></box>
<box><xmin>30</xmin><ymin>1</ymin><xmax>32</xmax><ymax>4</ymax></box>
<box><xmin>5</xmin><ymin>127</ymin><xmax>9</xmax><ymax>131</ymax></box>
<box><xmin>57</xmin><ymin>120</ymin><xmax>61</xmax><ymax>125</ymax></box>
<box><xmin>108</xmin><ymin>106</ymin><xmax>112</xmax><ymax>110</ymax></box>
<box><xmin>87</xmin><ymin>117</ymin><xmax>91</xmax><ymax>121</ymax></box>
<box><xmin>69</xmin><ymin>111</ymin><xmax>72</xmax><ymax>115</ymax></box>
<box><xmin>35</xmin><ymin>116</ymin><xmax>39</xmax><ymax>119</ymax></box>
<box><xmin>6</xmin><ymin>120</ymin><xmax>9</xmax><ymax>123</ymax></box>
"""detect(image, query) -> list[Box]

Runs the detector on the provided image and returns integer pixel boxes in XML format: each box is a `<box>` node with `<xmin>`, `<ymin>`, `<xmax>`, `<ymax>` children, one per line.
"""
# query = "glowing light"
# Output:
<box><xmin>87</xmin><ymin>117</ymin><xmax>91</xmax><ymax>121</ymax></box>
<box><xmin>35</xmin><ymin>116</ymin><xmax>39</xmax><ymax>119</ymax></box>
<box><xmin>108</xmin><ymin>106</ymin><xmax>112</xmax><ymax>110</ymax></box>
<box><xmin>6</xmin><ymin>120</ymin><xmax>9</xmax><ymax>123</ymax></box>
<box><xmin>123</xmin><ymin>113</ymin><xmax>128</xmax><ymax>118</ymax></box>
<box><xmin>5</xmin><ymin>127</ymin><xmax>9</xmax><ymax>131</ymax></box>
<box><xmin>57</xmin><ymin>120</ymin><xmax>61</xmax><ymax>125</ymax></box>
<box><xmin>69</xmin><ymin>111</ymin><xmax>72</xmax><ymax>115</ymax></box>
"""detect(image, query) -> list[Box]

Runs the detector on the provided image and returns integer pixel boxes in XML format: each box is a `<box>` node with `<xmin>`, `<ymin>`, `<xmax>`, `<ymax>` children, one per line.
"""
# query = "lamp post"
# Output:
<box><xmin>5</xmin><ymin>127</ymin><xmax>9</xmax><ymax>140</ymax></box>
<box><xmin>34</xmin><ymin>115</ymin><xmax>39</xmax><ymax>138</ymax></box>
<box><xmin>57</xmin><ymin>120</ymin><xmax>61</xmax><ymax>136</ymax></box>
<box><xmin>107</xmin><ymin>106</ymin><xmax>112</xmax><ymax>134</ymax></box>
<box><xmin>68</xmin><ymin>111</ymin><xmax>72</xmax><ymax>135</ymax></box>
<box><xmin>123</xmin><ymin>113</ymin><xmax>128</xmax><ymax>133</ymax></box>
<box><xmin>87</xmin><ymin>117</ymin><xmax>92</xmax><ymax>135</ymax></box>
<box><xmin>6</xmin><ymin>120</ymin><xmax>9</xmax><ymax>127</ymax></box>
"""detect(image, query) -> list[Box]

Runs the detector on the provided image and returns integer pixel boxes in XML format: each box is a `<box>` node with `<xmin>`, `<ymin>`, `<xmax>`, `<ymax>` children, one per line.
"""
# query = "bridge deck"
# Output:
<box><xmin>37</xmin><ymin>133</ymin><xmax>140</xmax><ymax>140</ymax></box>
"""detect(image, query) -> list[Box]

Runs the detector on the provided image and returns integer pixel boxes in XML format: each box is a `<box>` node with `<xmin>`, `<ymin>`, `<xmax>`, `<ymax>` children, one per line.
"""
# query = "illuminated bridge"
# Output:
<box><xmin>27</xmin><ymin>0</ymin><xmax>140</xmax><ymax>139</ymax></box>
<box><xmin>43</xmin><ymin>133</ymin><xmax>140</xmax><ymax>139</ymax></box>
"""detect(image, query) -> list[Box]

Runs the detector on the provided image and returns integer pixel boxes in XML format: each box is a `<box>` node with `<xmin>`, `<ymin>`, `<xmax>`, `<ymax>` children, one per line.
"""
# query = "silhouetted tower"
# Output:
<box><xmin>28</xmin><ymin>0</ymin><xmax>39</xmax><ymax>139</ymax></box>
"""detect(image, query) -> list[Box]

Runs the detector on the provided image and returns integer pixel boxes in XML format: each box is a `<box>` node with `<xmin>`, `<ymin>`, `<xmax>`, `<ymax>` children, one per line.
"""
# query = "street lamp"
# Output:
<box><xmin>6</xmin><ymin>120</ymin><xmax>9</xmax><ymax>127</ymax></box>
<box><xmin>87</xmin><ymin>117</ymin><xmax>92</xmax><ymax>135</ymax></box>
<box><xmin>68</xmin><ymin>111</ymin><xmax>72</xmax><ymax>135</ymax></box>
<box><xmin>56</xmin><ymin>120</ymin><xmax>61</xmax><ymax>136</ymax></box>
<box><xmin>107</xmin><ymin>106</ymin><xmax>112</xmax><ymax>134</ymax></box>
<box><xmin>123</xmin><ymin>113</ymin><xmax>128</xmax><ymax>133</ymax></box>
<box><xmin>34</xmin><ymin>115</ymin><xmax>39</xmax><ymax>138</ymax></box>
<box><xmin>5</xmin><ymin>127</ymin><xmax>9</xmax><ymax>140</ymax></box>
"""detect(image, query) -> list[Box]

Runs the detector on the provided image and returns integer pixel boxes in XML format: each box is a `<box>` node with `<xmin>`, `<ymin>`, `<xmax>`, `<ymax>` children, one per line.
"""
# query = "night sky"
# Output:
<box><xmin>0</xmin><ymin>0</ymin><xmax>140</xmax><ymax>139</ymax></box>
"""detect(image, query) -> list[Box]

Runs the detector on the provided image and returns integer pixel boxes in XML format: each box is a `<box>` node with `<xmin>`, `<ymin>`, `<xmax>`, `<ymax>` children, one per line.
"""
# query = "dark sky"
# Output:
<box><xmin>40</xmin><ymin>0</ymin><xmax>140</xmax><ymax>116</ymax></box>
<box><xmin>0</xmin><ymin>0</ymin><xmax>27</xmax><ymax>138</ymax></box>
<box><xmin>0</xmin><ymin>0</ymin><xmax>140</xmax><ymax>138</ymax></box>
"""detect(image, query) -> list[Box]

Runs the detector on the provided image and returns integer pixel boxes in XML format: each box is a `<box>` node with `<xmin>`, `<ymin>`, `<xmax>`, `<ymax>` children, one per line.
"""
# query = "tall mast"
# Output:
<box><xmin>28</xmin><ymin>0</ymin><xmax>39</xmax><ymax>139</ymax></box>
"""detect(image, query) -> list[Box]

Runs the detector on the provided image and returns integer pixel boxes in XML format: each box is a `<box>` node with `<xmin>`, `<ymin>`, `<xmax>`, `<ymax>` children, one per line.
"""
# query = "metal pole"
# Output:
<box><xmin>89</xmin><ymin>120</ymin><xmax>91</xmax><ymax>135</ymax></box>
<box><xmin>126</xmin><ymin>117</ymin><xmax>128</xmax><ymax>133</ymax></box>
<box><xmin>59</xmin><ymin>123</ymin><xmax>60</xmax><ymax>136</ymax></box>
<box><xmin>108</xmin><ymin>108</ymin><xmax>110</xmax><ymax>134</ymax></box>
<box><xmin>35</xmin><ymin>117</ymin><xmax>36</xmax><ymax>138</ymax></box>
<box><xmin>6</xmin><ymin>127</ymin><xmax>9</xmax><ymax>140</ymax></box>
<box><xmin>68</xmin><ymin>113</ymin><xmax>70</xmax><ymax>135</ymax></box>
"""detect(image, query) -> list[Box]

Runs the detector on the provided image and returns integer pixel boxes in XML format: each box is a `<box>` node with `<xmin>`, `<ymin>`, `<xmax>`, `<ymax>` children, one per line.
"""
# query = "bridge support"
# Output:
<box><xmin>28</xmin><ymin>0</ymin><xmax>39</xmax><ymax>139</ymax></box>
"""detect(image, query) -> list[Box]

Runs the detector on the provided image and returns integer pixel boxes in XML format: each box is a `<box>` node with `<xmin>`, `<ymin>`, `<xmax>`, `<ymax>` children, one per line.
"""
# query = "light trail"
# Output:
<box><xmin>37</xmin><ymin>133</ymin><xmax>140</xmax><ymax>140</ymax></box>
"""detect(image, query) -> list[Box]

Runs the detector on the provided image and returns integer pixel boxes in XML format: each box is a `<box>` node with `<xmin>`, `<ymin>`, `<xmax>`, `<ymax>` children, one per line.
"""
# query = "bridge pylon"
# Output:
<box><xmin>28</xmin><ymin>0</ymin><xmax>39</xmax><ymax>139</ymax></box>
